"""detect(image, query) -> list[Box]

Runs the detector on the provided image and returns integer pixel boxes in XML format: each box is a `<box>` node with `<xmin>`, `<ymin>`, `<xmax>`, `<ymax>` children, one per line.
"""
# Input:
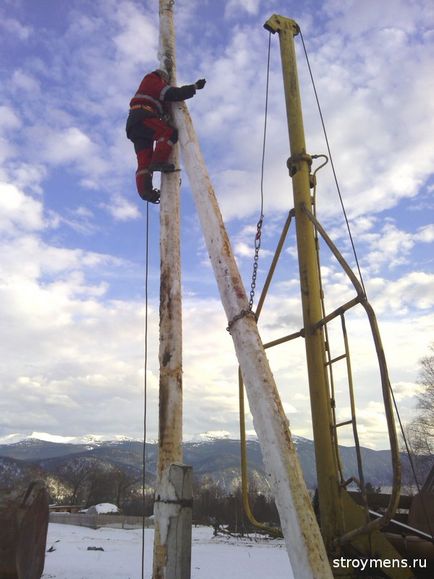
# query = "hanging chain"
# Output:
<box><xmin>247</xmin><ymin>32</ymin><xmax>271</xmax><ymax>312</ymax></box>
<box><xmin>248</xmin><ymin>216</ymin><xmax>263</xmax><ymax>310</ymax></box>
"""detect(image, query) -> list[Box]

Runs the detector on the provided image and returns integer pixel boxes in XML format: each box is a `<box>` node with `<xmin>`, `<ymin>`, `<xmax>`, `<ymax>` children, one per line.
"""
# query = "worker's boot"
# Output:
<box><xmin>145</xmin><ymin>188</ymin><xmax>161</xmax><ymax>204</ymax></box>
<box><xmin>148</xmin><ymin>161</ymin><xmax>176</xmax><ymax>173</ymax></box>
<box><xmin>136</xmin><ymin>169</ymin><xmax>160</xmax><ymax>204</ymax></box>
<box><xmin>140</xmin><ymin>187</ymin><xmax>160</xmax><ymax>204</ymax></box>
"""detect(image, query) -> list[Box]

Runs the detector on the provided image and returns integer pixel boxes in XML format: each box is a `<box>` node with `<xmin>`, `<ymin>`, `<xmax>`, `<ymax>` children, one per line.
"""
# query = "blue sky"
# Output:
<box><xmin>0</xmin><ymin>0</ymin><xmax>433</xmax><ymax>450</ymax></box>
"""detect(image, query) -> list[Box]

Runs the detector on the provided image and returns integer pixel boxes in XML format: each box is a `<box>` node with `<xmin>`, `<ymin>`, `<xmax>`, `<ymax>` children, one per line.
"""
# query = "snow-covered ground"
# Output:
<box><xmin>42</xmin><ymin>523</ymin><xmax>293</xmax><ymax>578</ymax></box>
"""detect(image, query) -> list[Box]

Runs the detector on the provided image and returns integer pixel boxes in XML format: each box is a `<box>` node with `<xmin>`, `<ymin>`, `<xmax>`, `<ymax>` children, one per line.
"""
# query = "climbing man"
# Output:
<box><xmin>126</xmin><ymin>69</ymin><xmax>206</xmax><ymax>203</ymax></box>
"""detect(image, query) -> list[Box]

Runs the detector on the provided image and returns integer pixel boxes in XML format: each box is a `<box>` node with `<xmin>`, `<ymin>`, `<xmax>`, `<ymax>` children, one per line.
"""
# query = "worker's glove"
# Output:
<box><xmin>195</xmin><ymin>79</ymin><xmax>206</xmax><ymax>90</ymax></box>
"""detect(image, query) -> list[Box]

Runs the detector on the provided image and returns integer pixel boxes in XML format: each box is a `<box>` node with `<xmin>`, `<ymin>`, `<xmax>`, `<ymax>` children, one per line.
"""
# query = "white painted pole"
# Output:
<box><xmin>171</xmin><ymin>86</ymin><xmax>333</xmax><ymax>579</ymax></box>
<box><xmin>152</xmin><ymin>1</ymin><xmax>192</xmax><ymax>578</ymax></box>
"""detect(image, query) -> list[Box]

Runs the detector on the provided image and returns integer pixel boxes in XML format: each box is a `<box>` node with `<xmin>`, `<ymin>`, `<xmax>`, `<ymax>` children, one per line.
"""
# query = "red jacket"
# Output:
<box><xmin>130</xmin><ymin>72</ymin><xmax>196</xmax><ymax>116</ymax></box>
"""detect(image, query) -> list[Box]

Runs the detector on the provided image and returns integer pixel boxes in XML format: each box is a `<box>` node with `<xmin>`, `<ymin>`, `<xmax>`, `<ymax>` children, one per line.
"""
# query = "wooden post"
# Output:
<box><xmin>154</xmin><ymin>464</ymin><xmax>193</xmax><ymax>579</ymax></box>
<box><xmin>0</xmin><ymin>481</ymin><xmax>49</xmax><ymax>579</ymax></box>
<box><xmin>152</xmin><ymin>1</ymin><xmax>192</xmax><ymax>578</ymax></box>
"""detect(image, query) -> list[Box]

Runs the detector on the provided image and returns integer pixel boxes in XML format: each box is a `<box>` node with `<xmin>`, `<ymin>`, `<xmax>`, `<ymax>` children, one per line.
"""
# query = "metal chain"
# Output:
<box><xmin>248</xmin><ymin>216</ymin><xmax>263</xmax><ymax>310</ymax></box>
<box><xmin>226</xmin><ymin>308</ymin><xmax>257</xmax><ymax>334</ymax></box>
<box><xmin>248</xmin><ymin>32</ymin><xmax>271</xmax><ymax>312</ymax></box>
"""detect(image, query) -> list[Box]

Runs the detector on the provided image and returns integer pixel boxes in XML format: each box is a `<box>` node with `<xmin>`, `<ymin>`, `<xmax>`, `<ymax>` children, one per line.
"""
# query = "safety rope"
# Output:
<box><xmin>248</xmin><ymin>31</ymin><xmax>271</xmax><ymax>311</ymax></box>
<box><xmin>299</xmin><ymin>29</ymin><xmax>366</xmax><ymax>296</ymax></box>
<box><xmin>141</xmin><ymin>203</ymin><xmax>150</xmax><ymax>579</ymax></box>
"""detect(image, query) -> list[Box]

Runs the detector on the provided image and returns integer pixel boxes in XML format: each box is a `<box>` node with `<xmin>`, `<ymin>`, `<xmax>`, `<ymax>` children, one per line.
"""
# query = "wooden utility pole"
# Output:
<box><xmin>168</xmin><ymin>9</ymin><xmax>333</xmax><ymax>579</ymax></box>
<box><xmin>152</xmin><ymin>1</ymin><xmax>192</xmax><ymax>578</ymax></box>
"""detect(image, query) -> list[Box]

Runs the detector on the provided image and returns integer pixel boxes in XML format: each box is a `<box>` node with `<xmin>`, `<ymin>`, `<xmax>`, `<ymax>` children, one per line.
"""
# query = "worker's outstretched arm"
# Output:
<box><xmin>162</xmin><ymin>79</ymin><xmax>206</xmax><ymax>102</ymax></box>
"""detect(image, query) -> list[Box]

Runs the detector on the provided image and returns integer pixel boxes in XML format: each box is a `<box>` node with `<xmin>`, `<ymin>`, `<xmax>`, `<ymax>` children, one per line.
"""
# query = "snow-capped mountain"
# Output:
<box><xmin>0</xmin><ymin>434</ymin><xmax>404</xmax><ymax>495</ymax></box>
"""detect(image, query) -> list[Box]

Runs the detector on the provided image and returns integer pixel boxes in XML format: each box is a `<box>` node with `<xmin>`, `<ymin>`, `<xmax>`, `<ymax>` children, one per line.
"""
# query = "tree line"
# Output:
<box><xmin>4</xmin><ymin>455</ymin><xmax>279</xmax><ymax>530</ymax></box>
<box><xmin>50</xmin><ymin>459</ymin><xmax>280</xmax><ymax>530</ymax></box>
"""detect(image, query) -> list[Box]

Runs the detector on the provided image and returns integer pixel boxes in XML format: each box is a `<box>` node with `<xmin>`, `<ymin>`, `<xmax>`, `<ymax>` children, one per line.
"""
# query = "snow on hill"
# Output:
<box><xmin>0</xmin><ymin>433</ymin><xmax>401</xmax><ymax>492</ymax></box>
<box><xmin>0</xmin><ymin>432</ymin><xmax>139</xmax><ymax>446</ymax></box>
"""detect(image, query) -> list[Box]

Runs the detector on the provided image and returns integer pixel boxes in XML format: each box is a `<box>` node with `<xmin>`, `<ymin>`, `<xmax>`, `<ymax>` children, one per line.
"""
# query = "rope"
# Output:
<box><xmin>141</xmin><ymin>202</ymin><xmax>150</xmax><ymax>579</ymax></box>
<box><xmin>299</xmin><ymin>29</ymin><xmax>366</xmax><ymax>295</ymax></box>
<box><xmin>248</xmin><ymin>31</ymin><xmax>271</xmax><ymax>311</ymax></box>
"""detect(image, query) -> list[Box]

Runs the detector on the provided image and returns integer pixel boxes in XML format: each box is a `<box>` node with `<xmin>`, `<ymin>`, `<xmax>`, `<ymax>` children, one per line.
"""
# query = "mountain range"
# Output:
<box><xmin>0</xmin><ymin>435</ymin><xmax>409</xmax><ymax>498</ymax></box>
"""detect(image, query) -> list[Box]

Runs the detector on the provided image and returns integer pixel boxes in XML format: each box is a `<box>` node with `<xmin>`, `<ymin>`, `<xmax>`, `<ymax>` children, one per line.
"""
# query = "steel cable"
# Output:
<box><xmin>299</xmin><ymin>29</ymin><xmax>366</xmax><ymax>295</ymax></box>
<box><xmin>141</xmin><ymin>202</ymin><xmax>150</xmax><ymax>579</ymax></box>
<box><xmin>248</xmin><ymin>31</ymin><xmax>271</xmax><ymax>311</ymax></box>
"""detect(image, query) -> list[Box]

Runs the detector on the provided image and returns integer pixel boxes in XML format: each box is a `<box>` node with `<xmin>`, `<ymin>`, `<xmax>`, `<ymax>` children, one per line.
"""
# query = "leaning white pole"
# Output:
<box><xmin>152</xmin><ymin>1</ymin><xmax>192</xmax><ymax>578</ymax></box>
<box><xmin>170</xmin><ymin>37</ymin><xmax>333</xmax><ymax>579</ymax></box>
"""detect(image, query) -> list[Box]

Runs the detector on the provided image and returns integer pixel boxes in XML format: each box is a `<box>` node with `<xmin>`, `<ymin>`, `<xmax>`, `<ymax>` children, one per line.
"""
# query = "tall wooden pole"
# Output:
<box><xmin>153</xmin><ymin>1</ymin><xmax>192</xmax><ymax>578</ymax></box>
<box><xmin>169</xmin><ymin>14</ymin><xmax>333</xmax><ymax>579</ymax></box>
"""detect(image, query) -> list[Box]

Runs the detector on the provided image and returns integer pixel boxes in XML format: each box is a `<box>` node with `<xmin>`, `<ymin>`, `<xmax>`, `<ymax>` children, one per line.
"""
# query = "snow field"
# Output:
<box><xmin>42</xmin><ymin>523</ymin><xmax>293</xmax><ymax>578</ymax></box>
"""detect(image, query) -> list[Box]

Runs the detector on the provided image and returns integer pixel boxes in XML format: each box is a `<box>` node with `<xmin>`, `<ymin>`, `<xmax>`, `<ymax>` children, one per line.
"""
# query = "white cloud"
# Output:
<box><xmin>0</xmin><ymin>228</ymin><xmax>154</xmax><ymax>438</ymax></box>
<box><xmin>414</xmin><ymin>224</ymin><xmax>434</xmax><ymax>243</ymax></box>
<box><xmin>186</xmin><ymin>5</ymin><xmax>434</xmax><ymax>224</ymax></box>
<box><xmin>0</xmin><ymin>182</ymin><xmax>44</xmax><ymax>232</ymax></box>
<box><xmin>5</xmin><ymin>163</ymin><xmax>47</xmax><ymax>194</ymax></box>
<box><xmin>0</xmin><ymin>106</ymin><xmax>21</xmax><ymax>132</ymax></box>
<box><xmin>369</xmin><ymin>271</ymin><xmax>434</xmax><ymax>313</ymax></box>
<box><xmin>100</xmin><ymin>194</ymin><xmax>141</xmax><ymax>221</ymax></box>
<box><xmin>390</xmin><ymin>381</ymin><xmax>424</xmax><ymax>403</ymax></box>
<box><xmin>225</xmin><ymin>0</ymin><xmax>261</xmax><ymax>18</ymax></box>
<box><xmin>0</xmin><ymin>0</ymin><xmax>432</xmax><ymax>450</ymax></box>
<box><xmin>112</xmin><ymin>2</ymin><xmax>158</xmax><ymax>66</ymax></box>
<box><xmin>359</xmin><ymin>222</ymin><xmax>434</xmax><ymax>274</ymax></box>
<box><xmin>11</xmin><ymin>69</ymin><xmax>40</xmax><ymax>93</ymax></box>
<box><xmin>0</xmin><ymin>137</ymin><xmax>17</xmax><ymax>162</ymax></box>
<box><xmin>0</xmin><ymin>15</ymin><xmax>31</xmax><ymax>40</ymax></box>
<box><xmin>324</xmin><ymin>0</ymin><xmax>434</xmax><ymax>36</ymax></box>
<box><xmin>42</xmin><ymin>127</ymin><xmax>96</xmax><ymax>165</ymax></box>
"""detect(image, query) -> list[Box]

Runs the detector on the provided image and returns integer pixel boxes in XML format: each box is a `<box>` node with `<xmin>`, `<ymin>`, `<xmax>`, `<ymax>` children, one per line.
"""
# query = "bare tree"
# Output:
<box><xmin>111</xmin><ymin>468</ymin><xmax>139</xmax><ymax>508</ymax></box>
<box><xmin>415</xmin><ymin>343</ymin><xmax>434</xmax><ymax>450</ymax></box>
<box><xmin>85</xmin><ymin>465</ymin><xmax>116</xmax><ymax>507</ymax></box>
<box><xmin>58</xmin><ymin>457</ymin><xmax>95</xmax><ymax>504</ymax></box>
<box><xmin>403</xmin><ymin>344</ymin><xmax>434</xmax><ymax>489</ymax></box>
